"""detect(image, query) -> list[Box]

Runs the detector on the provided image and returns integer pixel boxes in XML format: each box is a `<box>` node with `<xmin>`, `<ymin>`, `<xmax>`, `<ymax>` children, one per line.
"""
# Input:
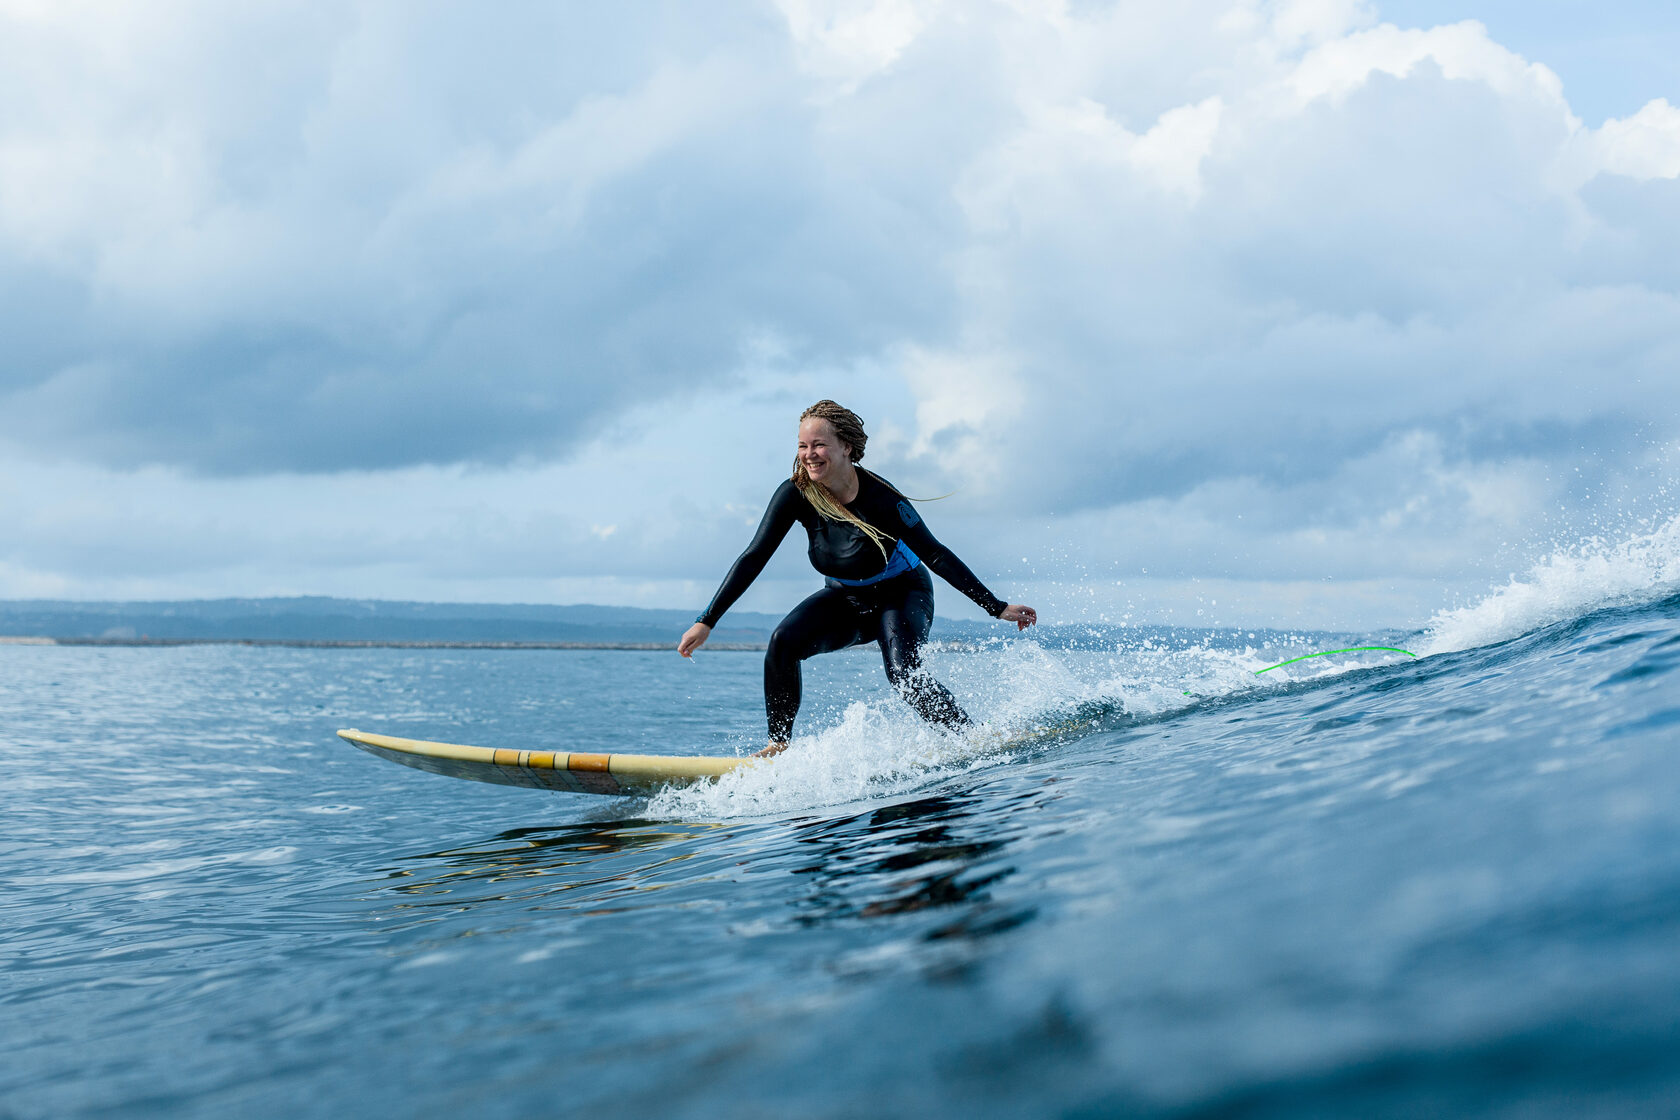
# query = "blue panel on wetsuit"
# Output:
<box><xmin>830</xmin><ymin>539</ymin><xmax>921</xmax><ymax>586</ymax></box>
<box><xmin>897</xmin><ymin>499</ymin><xmax>921</xmax><ymax>526</ymax></box>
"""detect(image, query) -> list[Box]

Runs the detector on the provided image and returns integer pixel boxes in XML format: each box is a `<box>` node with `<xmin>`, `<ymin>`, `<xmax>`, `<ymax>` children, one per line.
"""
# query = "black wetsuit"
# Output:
<box><xmin>698</xmin><ymin>470</ymin><xmax>1007</xmax><ymax>742</ymax></box>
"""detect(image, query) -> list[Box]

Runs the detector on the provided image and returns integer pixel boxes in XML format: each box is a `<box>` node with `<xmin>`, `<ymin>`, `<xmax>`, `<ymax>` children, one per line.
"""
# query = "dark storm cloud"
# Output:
<box><xmin>0</xmin><ymin>1</ymin><xmax>969</xmax><ymax>474</ymax></box>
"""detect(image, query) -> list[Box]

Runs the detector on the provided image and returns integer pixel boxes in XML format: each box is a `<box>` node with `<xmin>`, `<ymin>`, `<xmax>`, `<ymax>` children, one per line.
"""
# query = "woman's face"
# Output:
<box><xmin>798</xmin><ymin>417</ymin><xmax>850</xmax><ymax>487</ymax></box>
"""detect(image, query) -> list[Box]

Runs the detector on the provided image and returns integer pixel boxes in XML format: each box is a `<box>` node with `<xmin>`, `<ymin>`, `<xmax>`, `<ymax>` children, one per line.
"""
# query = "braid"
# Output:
<box><xmin>791</xmin><ymin>400</ymin><xmax>891</xmax><ymax>561</ymax></box>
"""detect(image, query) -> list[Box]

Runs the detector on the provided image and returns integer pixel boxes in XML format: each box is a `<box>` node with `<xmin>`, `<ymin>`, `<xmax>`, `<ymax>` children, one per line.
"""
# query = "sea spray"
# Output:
<box><xmin>1421</xmin><ymin>512</ymin><xmax>1680</xmax><ymax>655</ymax></box>
<box><xmin>647</xmin><ymin>633</ymin><xmax>1406</xmax><ymax>818</ymax></box>
<box><xmin>649</xmin><ymin>640</ymin><xmax>1118</xmax><ymax>818</ymax></box>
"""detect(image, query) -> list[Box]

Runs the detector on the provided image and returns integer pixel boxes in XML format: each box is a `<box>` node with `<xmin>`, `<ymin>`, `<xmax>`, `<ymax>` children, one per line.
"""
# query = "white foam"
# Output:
<box><xmin>646</xmin><ymin>702</ymin><xmax>983</xmax><ymax>819</ymax></box>
<box><xmin>1091</xmin><ymin>644</ymin><xmax>1264</xmax><ymax>712</ymax></box>
<box><xmin>642</xmin><ymin>638</ymin><xmax>1317</xmax><ymax>819</ymax></box>
<box><xmin>646</xmin><ymin>641</ymin><xmax>1120</xmax><ymax>819</ymax></box>
<box><xmin>1420</xmin><ymin>512</ymin><xmax>1680</xmax><ymax>656</ymax></box>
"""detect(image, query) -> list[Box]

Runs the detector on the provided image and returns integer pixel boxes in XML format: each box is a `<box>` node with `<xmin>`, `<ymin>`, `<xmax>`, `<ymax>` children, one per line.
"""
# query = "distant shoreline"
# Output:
<box><xmin>0</xmin><ymin>636</ymin><xmax>768</xmax><ymax>651</ymax></box>
<box><xmin>0</xmin><ymin>596</ymin><xmax>784</xmax><ymax>649</ymax></box>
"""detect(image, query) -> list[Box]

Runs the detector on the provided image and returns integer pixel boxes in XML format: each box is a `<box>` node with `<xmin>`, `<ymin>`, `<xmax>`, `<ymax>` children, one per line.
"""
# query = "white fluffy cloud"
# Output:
<box><xmin>0</xmin><ymin>0</ymin><xmax>1675</xmax><ymax>626</ymax></box>
<box><xmin>1587</xmin><ymin>97</ymin><xmax>1680</xmax><ymax>179</ymax></box>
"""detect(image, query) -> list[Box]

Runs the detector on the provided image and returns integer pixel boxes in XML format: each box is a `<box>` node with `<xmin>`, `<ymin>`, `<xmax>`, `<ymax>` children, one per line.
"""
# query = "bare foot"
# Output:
<box><xmin>753</xmin><ymin>741</ymin><xmax>789</xmax><ymax>759</ymax></box>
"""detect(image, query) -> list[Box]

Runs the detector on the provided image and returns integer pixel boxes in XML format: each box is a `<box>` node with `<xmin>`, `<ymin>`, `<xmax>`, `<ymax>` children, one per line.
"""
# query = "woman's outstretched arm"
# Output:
<box><xmin>680</xmin><ymin>482</ymin><xmax>800</xmax><ymax>656</ymax></box>
<box><xmin>891</xmin><ymin>499</ymin><xmax>1036</xmax><ymax>629</ymax></box>
<box><xmin>890</xmin><ymin>498</ymin><xmax>1013</xmax><ymax>617</ymax></box>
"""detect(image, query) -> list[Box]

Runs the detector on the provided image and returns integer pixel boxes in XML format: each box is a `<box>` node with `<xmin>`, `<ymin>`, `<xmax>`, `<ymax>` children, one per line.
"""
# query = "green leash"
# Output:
<box><xmin>1253</xmin><ymin>646</ymin><xmax>1416</xmax><ymax>674</ymax></box>
<box><xmin>1183</xmin><ymin>646</ymin><xmax>1417</xmax><ymax>696</ymax></box>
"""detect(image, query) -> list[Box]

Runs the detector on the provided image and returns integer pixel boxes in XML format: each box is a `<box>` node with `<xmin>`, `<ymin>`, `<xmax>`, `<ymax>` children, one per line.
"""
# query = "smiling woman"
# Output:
<box><xmin>677</xmin><ymin>400</ymin><xmax>1037</xmax><ymax>756</ymax></box>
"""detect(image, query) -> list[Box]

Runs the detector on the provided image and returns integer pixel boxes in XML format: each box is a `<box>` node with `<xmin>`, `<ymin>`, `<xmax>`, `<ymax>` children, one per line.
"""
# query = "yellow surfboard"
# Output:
<box><xmin>337</xmin><ymin>728</ymin><xmax>750</xmax><ymax>796</ymax></box>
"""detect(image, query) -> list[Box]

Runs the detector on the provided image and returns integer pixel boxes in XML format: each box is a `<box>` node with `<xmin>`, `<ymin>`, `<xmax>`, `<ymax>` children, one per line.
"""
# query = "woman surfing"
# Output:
<box><xmin>678</xmin><ymin>400</ymin><xmax>1037</xmax><ymax>757</ymax></box>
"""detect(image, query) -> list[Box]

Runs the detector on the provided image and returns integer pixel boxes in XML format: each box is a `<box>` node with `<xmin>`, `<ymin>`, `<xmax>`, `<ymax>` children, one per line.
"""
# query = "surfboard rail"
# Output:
<box><xmin>336</xmin><ymin>728</ymin><xmax>750</xmax><ymax>795</ymax></box>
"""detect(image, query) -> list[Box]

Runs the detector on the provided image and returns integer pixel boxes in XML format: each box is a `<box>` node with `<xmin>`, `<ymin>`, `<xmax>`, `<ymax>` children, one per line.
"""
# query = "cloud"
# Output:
<box><xmin>1586</xmin><ymin>97</ymin><xmax>1680</xmax><ymax>180</ymax></box>
<box><xmin>0</xmin><ymin>0</ymin><xmax>1676</xmax><ymax>625</ymax></box>
<box><xmin>864</xmin><ymin>7</ymin><xmax>1679</xmax><ymax>521</ymax></box>
<box><xmin>0</xmin><ymin>1</ymin><xmax>952</xmax><ymax>472</ymax></box>
<box><xmin>1284</xmin><ymin>19</ymin><xmax>1567</xmax><ymax>107</ymax></box>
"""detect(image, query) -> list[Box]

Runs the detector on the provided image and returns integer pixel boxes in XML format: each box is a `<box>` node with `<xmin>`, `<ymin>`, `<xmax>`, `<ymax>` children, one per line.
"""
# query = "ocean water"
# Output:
<box><xmin>5</xmin><ymin>518</ymin><xmax>1680</xmax><ymax>1118</ymax></box>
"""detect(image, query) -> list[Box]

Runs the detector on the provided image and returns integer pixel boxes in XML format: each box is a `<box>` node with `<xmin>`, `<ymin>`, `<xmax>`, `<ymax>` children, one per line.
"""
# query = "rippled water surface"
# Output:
<box><xmin>6</xmin><ymin>578</ymin><xmax>1680</xmax><ymax>1116</ymax></box>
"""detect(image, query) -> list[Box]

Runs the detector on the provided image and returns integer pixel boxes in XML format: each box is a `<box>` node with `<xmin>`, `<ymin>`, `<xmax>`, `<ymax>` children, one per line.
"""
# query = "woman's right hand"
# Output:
<box><xmin>678</xmin><ymin>622</ymin><xmax>712</xmax><ymax>658</ymax></box>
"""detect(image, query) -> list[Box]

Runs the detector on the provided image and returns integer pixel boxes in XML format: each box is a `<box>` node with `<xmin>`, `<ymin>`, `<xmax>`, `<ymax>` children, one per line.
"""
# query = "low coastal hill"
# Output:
<box><xmin>0</xmin><ymin>597</ymin><xmax>781</xmax><ymax>648</ymax></box>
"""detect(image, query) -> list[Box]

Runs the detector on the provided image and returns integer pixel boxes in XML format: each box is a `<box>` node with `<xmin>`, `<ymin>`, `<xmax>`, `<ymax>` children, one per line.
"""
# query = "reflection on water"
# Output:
<box><xmin>369</xmin><ymin>791</ymin><xmax>1047</xmax><ymax>955</ymax></box>
<box><xmin>381</xmin><ymin>820</ymin><xmax>723</xmax><ymax>895</ymax></box>
<box><xmin>789</xmin><ymin>794</ymin><xmax>1038</xmax><ymax>945</ymax></box>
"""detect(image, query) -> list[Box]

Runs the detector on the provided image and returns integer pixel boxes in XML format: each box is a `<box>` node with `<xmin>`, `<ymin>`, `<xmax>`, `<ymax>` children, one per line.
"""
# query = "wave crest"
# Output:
<box><xmin>1421</xmin><ymin>513</ymin><xmax>1680</xmax><ymax>656</ymax></box>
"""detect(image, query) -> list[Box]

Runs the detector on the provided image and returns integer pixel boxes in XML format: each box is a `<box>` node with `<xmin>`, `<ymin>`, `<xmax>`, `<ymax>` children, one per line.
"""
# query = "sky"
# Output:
<box><xmin>1</xmin><ymin>0</ymin><xmax>1676</xmax><ymax>630</ymax></box>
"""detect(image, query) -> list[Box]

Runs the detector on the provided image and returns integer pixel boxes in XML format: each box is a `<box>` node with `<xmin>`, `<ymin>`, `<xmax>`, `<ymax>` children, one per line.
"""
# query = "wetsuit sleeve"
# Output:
<box><xmin>893</xmin><ymin>499</ymin><xmax>1009</xmax><ymax>618</ymax></box>
<box><xmin>696</xmin><ymin>482</ymin><xmax>801</xmax><ymax>628</ymax></box>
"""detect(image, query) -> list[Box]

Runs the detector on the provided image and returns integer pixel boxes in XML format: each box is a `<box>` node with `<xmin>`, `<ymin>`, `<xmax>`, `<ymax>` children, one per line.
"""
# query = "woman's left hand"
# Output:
<box><xmin>999</xmin><ymin>604</ymin><xmax>1037</xmax><ymax>631</ymax></box>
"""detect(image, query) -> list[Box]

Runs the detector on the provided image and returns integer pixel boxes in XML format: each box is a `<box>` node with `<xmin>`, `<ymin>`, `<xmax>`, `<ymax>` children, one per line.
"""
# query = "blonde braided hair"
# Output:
<box><xmin>792</xmin><ymin>400</ymin><xmax>892</xmax><ymax>562</ymax></box>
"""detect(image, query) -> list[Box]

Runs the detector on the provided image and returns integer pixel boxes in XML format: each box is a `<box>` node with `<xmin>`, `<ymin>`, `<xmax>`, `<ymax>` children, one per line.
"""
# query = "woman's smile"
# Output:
<box><xmin>797</xmin><ymin>418</ymin><xmax>843</xmax><ymax>486</ymax></box>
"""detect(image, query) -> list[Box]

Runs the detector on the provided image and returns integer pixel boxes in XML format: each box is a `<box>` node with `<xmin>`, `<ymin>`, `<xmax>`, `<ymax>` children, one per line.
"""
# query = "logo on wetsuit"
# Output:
<box><xmin>897</xmin><ymin>499</ymin><xmax>921</xmax><ymax>527</ymax></box>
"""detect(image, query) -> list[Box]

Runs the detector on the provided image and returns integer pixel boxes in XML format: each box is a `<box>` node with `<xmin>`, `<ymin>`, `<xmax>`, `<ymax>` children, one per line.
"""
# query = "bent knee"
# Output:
<box><xmin>766</xmin><ymin>625</ymin><xmax>806</xmax><ymax>667</ymax></box>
